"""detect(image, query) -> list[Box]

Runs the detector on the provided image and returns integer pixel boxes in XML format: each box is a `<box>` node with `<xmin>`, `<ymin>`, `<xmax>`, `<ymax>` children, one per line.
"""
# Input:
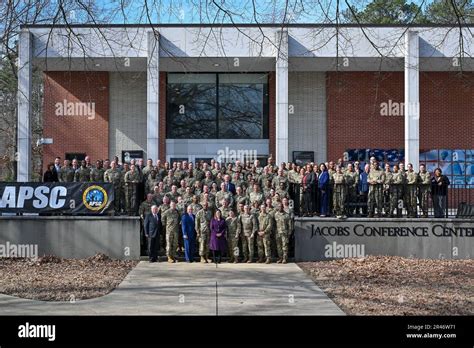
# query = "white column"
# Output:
<box><xmin>17</xmin><ymin>30</ymin><xmax>33</xmax><ymax>182</ymax></box>
<box><xmin>404</xmin><ymin>30</ymin><xmax>420</xmax><ymax>171</ymax></box>
<box><xmin>275</xmin><ymin>29</ymin><xmax>289</xmax><ymax>164</ymax></box>
<box><xmin>147</xmin><ymin>30</ymin><xmax>160</xmax><ymax>161</ymax></box>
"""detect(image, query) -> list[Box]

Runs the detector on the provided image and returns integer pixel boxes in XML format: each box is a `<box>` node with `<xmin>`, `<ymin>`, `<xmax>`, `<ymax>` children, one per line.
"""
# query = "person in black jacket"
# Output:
<box><xmin>431</xmin><ymin>168</ymin><xmax>450</xmax><ymax>218</ymax></box>
<box><xmin>43</xmin><ymin>163</ymin><xmax>57</xmax><ymax>182</ymax></box>
<box><xmin>144</xmin><ymin>205</ymin><xmax>162</xmax><ymax>262</ymax></box>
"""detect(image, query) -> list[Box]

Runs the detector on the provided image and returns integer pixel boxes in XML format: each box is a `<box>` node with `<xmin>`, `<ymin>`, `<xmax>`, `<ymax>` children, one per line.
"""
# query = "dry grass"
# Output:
<box><xmin>299</xmin><ymin>256</ymin><xmax>474</xmax><ymax>315</ymax></box>
<box><xmin>0</xmin><ymin>254</ymin><xmax>138</xmax><ymax>301</ymax></box>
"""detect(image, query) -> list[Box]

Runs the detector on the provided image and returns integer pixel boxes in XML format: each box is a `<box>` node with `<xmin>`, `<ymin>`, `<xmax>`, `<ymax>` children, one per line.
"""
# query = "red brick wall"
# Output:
<box><xmin>268</xmin><ymin>71</ymin><xmax>276</xmax><ymax>158</ymax></box>
<box><xmin>159</xmin><ymin>72</ymin><xmax>167</xmax><ymax>161</ymax></box>
<box><xmin>42</xmin><ymin>71</ymin><xmax>109</xmax><ymax>172</ymax></box>
<box><xmin>327</xmin><ymin>71</ymin><xmax>474</xmax><ymax>161</ymax></box>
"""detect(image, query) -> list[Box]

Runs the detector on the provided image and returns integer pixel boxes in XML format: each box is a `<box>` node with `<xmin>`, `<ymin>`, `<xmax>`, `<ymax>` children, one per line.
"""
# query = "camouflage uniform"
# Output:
<box><xmin>75</xmin><ymin>166</ymin><xmax>91</xmax><ymax>182</ymax></box>
<box><xmin>418</xmin><ymin>171</ymin><xmax>431</xmax><ymax>217</ymax></box>
<box><xmin>249</xmin><ymin>191</ymin><xmax>263</xmax><ymax>207</ymax></box>
<box><xmin>406</xmin><ymin>170</ymin><xmax>419</xmax><ymax>217</ymax></box>
<box><xmin>383</xmin><ymin>171</ymin><xmax>393</xmax><ymax>215</ymax></box>
<box><xmin>124</xmin><ymin>170</ymin><xmax>141</xmax><ymax>215</ymax></box>
<box><xmin>239</xmin><ymin>212</ymin><xmax>257</xmax><ymax>262</ymax></box>
<box><xmin>226</xmin><ymin>216</ymin><xmax>241</xmax><ymax>263</ymax></box>
<box><xmin>257</xmin><ymin>211</ymin><xmax>273</xmax><ymax>263</ymax></box>
<box><xmin>332</xmin><ymin>172</ymin><xmax>346</xmax><ymax>217</ymax></box>
<box><xmin>274</xmin><ymin>210</ymin><xmax>291</xmax><ymax>263</ymax></box>
<box><xmin>161</xmin><ymin>208</ymin><xmax>180</xmax><ymax>261</ymax></box>
<box><xmin>368</xmin><ymin>168</ymin><xmax>385</xmax><ymax>217</ymax></box>
<box><xmin>389</xmin><ymin>171</ymin><xmax>404</xmax><ymax>217</ymax></box>
<box><xmin>195</xmin><ymin>208</ymin><xmax>212</xmax><ymax>260</ymax></box>
<box><xmin>344</xmin><ymin>170</ymin><xmax>359</xmax><ymax>216</ymax></box>
<box><xmin>60</xmin><ymin>166</ymin><xmax>75</xmax><ymax>182</ymax></box>
<box><xmin>104</xmin><ymin>168</ymin><xmax>123</xmax><ymax>214</ymax></box>
<box><xmin>90</xmin><ymin>167</ymin><xmax>105</xmax><ymax>182</ymax></box>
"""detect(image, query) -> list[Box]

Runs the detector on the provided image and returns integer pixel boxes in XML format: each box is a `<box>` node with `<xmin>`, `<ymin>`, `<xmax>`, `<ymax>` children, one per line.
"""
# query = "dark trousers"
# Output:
<box><xmin>212</xmin><ymin>250</ymin><xmax>222</xmax><ymax>263</ymax></box>
<box><xmin>359</xmin><ymin>192</ymin><xmax>368</xmax><ymax>216</ymax></box>
<box><xmin>147</xmin><ymin>236</ymin><xmax>159</xmax><ymax>261</ymax></box>
<box><xmin>303</xmin><ymin>189</ymin><xmax>313</xmax><ymax>215</ymax></box>
<box><xmin>319</xmin><ymin>189</ymin><xmax>329</xmax><ymax>216</ymax></box>
<box><xmin>184</xmin><ymin>237</ymin><xmax>196</xmax><ymax>262</ymax></box>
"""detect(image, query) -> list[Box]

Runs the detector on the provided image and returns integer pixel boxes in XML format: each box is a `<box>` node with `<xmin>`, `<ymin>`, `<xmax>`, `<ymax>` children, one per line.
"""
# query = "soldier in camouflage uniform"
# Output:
<box><xmin>166</xmin><ymin>185</ymin><xmax>180</xmax><ymax>203</ymax></box>
<box><xmin>124</xmin><ymin>164</ymin><xmax>141</xmax><ymax>215</ymax></box>
<box><xmin>274</xmin><ymin>203</ymin><xmax>291</xmax><ymax>264</ymax></box>
<box><xmin>139</xmin><ymin>193</ymin><xmax>154</xmax><ymax>254</ymax></box>
<box><xmin>75</xmin><ymin>160</ymin><xmax>91</xmax><ymax>182</ymax></box>
<box><xmin>249</xmin><ymin>184</ymin><xmax>264</xmax><ymax>207</ymax></box>
<box><xmin>161</xmin><ymin>201</ymin><xmax>180</xmax><ymax>263</ymax></box>
<box><xmin>344</xmin><ymin>163</ymin><xmax>359</xmax><ymax>216</ymax></box>
<box><xmin>145</xmin><ymin>170</ymin><xmax>159</xmax><ymax>194</ymax></box>
<box><xmin>272</xmin><ymin>169</ymin><xmax>288</xmax><ymax>190</ymax></box>
<box><xmin>189</xmin><ymin>195</ymin><xmax>202</xmax><ymax>215</ymax></box>
<box><xmin>418</xmin><ymin>164</ymin><xmax>431</xmax><ymax>218</ymax></box>
<box><xmin>195</xmin><ymin>201</ymin><xmax>212</xmax><ymax>263</ymax></box>
<box><xmin>157</xmin><ymin>196</ymin><xmax>171</xmax><ymax>253</ymax></box>
<box><xmin>226</xmin><ymin>210</ymin><xmax>241</xmax><ymax>263</ymax></box>
<box><xmin>405</xmin><ymin>163</ymin><xmax>419</xmax><ymax>218</ymax></box>
<box><xmin>90</xmin><ymin>160</ymin><xmax>104</xmax><ymax>182</ymax></box>
<box><xmin>389</xmin><ymin>165</ymin><xmax>404</xmax><ymax>217</ymax></box>
<box><xmin>332</xmin><ymin>165</ymin><xmax>346</xmax><ymax>218</ymax></box>
<box><xmin>383</xmin><ymin>163</ymin><xmax>393</xmax><ymax>216</ymax></box>
<box><xmin>220</xmin><ymin>199</ymin><xmax>233</xmax><ymax>220</ymax></box>
<box><xmin>239</xmin><ymin>205</ymin><xmax>257</xmax><ymax>263</ymax></box>
<box><xmin>215</xmin><ymin>183</ymin><xmax>233</xmax><ymax>209</ymax></box>
<box><xmin>257</xmin><ymin>205</ymin><xmax>273</xmax><ymax>264</ymax></box>
<box><xmin>104</xmin><ymin>161</ymin><xmax>122</xmax><ymax>214</ymax></box>
<box><xmin>60</xmin><ymin>160</ymin><xmax>75</xmax><ymax>182</ymax></box>
<box><xmin>367</xmin><ymin>161</ymin><xmax>385</xmax><ymax>217</ymax></box>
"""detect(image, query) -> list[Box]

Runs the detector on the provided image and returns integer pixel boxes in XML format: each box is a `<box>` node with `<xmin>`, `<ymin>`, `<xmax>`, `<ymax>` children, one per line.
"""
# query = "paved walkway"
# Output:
<box><xmin>0</xmin><ymin>262</ymin><xmax>343</xmax><ymax>315</ymax></box>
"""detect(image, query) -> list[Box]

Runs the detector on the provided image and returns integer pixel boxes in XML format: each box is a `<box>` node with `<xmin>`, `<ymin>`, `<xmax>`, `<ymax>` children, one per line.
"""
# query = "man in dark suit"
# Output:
<box><xmin>302</xmin><ymin>165</ymin><xmax>317</xmax><ymax>216</ymax></box>
<box><xmin>52</xmin><ymin>157</ymin><xmax>61</xmax><ymax>182</ymax></box>
<box><xmin>181</xmin><ymin>205</ymin><xmax>197</xmax><ymax>263</ymax></box>
<box><xmin>144</xmin><ymin>205</ymin><xmax>161</xmax><ymax>262</ymax></box>
<box><xmin>223</xmin><ymin>174</ymin><xmax>236</xmax><ymax>195</ymax></box>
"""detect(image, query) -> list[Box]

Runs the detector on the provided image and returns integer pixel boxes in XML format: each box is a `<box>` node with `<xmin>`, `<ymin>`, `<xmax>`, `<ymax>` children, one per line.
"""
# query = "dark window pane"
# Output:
<box><xmin>218</xmin><ymin>74</ymin><xmax>268</xmax><ymax>139</ymax></box>
<box><xmin>167</xmin><ymin>74</ymin><xmax>217</xmax><ymax>139</ymax></box>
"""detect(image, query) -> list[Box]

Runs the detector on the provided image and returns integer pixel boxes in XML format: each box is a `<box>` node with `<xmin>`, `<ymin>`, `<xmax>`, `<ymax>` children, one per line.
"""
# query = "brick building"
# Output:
<box><xmin>16</xmin><ymin>24</ymin><xmax>474</xmax><ymax>185</ymax></box>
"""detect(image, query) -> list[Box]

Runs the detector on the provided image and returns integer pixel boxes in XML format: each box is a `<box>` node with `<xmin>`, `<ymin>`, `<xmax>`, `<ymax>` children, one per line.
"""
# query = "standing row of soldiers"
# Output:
<box><xmin>306</xmin><ymin>159</ymin><xmax>433</xmax><ymax>218</ymax></box>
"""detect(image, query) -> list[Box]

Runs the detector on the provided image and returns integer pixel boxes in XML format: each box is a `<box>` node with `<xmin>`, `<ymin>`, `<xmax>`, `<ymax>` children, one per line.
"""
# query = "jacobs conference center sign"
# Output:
<box><xmin>294</xmin><ymin>218</ymin><xmax>474</xmax><ymax>261</ymax></box>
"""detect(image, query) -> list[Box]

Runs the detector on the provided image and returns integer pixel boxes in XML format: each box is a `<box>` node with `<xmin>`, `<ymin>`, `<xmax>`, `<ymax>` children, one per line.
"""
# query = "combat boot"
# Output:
<box><xmin>276</xmin><ymin>258</ymin><xmax>282</xmax><ymax>264</ymax></box>
<box><xmin>265</xmin><ymin>258</ymin><xmax>271</xmax><ymax>264</ymax></box>
<box><xmin>242</xmin><ymin>257</ymin><xmax>248</xmax><ymax>263</ymax></box>
<box><xmin>257</xmin><ymin>257</ymin><xmax>264</xmax><ymax>263</ymax></box>
<box><xmin>282</xmin><ymin>257</ymin><xmax>287</xmax><ymax>264</ymax></box>
<box><xmin>200</xmin><ymin>256</ymin><xmax>206</xmax><ymax>263</ymax></box>
<box><xmin>167</xmin><ymin>257</ymin><xmax>174</xmax><ymax>263</ymax></box>
<box><xmin>233</xmin><ymin>259</ymin><xmax>238</xmax><ymax>264</ymax></box>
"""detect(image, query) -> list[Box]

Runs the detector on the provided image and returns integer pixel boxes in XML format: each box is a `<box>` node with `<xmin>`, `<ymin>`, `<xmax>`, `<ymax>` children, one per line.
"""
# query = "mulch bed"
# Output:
<box><xmin>299</xmin><ymin>256</ymin><xmax>474</xmax><ymax>315</ymax></box>
<box><xmin>0</xmin><ymin>254</ymin><xmax>138</xmax><ymax>301</ymax></box>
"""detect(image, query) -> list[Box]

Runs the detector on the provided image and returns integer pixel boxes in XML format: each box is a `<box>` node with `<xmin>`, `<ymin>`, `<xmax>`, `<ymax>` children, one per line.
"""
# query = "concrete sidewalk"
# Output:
<box><xmin>0</xmin><ymin>262</ymin><xmax>344</xmax><ymax>315</ymax></box>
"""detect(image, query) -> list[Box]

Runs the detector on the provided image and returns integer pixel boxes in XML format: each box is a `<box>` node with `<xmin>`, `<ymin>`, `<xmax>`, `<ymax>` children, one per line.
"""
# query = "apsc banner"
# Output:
<box><xmin>0</xmin><ymin>182</ymin><xmax>114</xmax><ymax>214</ymax></box>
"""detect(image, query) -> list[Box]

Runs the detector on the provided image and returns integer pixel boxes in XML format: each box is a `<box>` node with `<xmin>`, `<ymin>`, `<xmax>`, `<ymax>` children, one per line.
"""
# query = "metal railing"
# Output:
<box><xmin>288</xmin><ymin>183</ymin><xmax>474</xmax><ymax>218</ymax></box>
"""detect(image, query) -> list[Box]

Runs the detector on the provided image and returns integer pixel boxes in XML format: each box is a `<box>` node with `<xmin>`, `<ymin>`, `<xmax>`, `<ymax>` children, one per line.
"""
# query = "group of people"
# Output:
<box><xmin>43</xmin><ymin>154</ymin><xmax>451</xmax><ymax>262</ymax></box>
<box><xmin>298</xmin><ymin>158</ymin><xmax>450</xmax><ymax>219</ymax></box>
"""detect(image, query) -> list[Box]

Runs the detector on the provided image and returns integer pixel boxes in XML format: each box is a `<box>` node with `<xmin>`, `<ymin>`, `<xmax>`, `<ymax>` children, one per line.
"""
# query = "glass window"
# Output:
<box><xmin>166</xmin><ymin>73</ymin><xmax>269</xmax><ymax>139</ymax></box>
<box><xmin>167</xmin><ymin>74</ymin><xmax>217</xmax><ymax>139</ymax></box>
<box><xmin>218</xmin><ymin>74</ymin><xmax>268</xmax><ymax>139</ymax></box>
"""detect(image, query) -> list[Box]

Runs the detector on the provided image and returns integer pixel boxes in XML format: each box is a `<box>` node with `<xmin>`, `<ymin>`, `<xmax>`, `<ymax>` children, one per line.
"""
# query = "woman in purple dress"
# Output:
<box><xmin>209</xmin><ymin>209</ymin><xmax>228</xmax><ymax>263</ymax></box>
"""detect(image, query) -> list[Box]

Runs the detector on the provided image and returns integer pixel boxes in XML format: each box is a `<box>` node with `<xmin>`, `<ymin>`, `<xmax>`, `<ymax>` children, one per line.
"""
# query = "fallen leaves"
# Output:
<box><xmin>0</xmin><ymin>253</ymin><xmax>138</xmax><ymax>301</ymax></box>
<box><xmin>299</xmin><ymin>256</ymin><xmax>474</xmax><ymax>315</ymax></box>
